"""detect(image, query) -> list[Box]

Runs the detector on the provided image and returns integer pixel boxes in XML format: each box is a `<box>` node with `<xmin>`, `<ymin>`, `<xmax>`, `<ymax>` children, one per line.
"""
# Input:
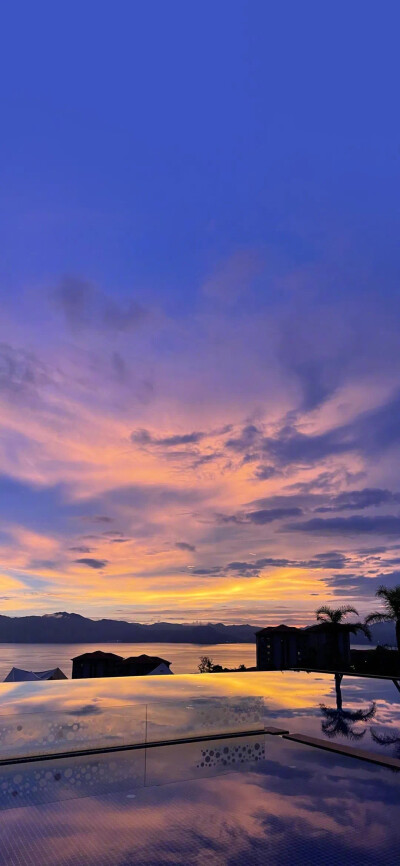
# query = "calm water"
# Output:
<box><xmin>0</xmin><ymin>669</ymin><xmax>399</xmax><ymax>765</ymax></box>
<box><xmin>0</xmin><ymin>642</ymin><xmax>257</xmax><ymax>680</ymax></box>
<box><xmin>1</xmin><ymin>735</ymin><xmax>399</xmax><ymax>865</ymax></box>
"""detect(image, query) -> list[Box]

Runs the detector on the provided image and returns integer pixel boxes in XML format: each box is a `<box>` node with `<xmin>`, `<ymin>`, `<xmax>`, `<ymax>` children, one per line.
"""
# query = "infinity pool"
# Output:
<box><xmin>0</xmin><ymin>732</ymin><xmax>399</xmax><ymax>865</ymax></box>
<box><xmin>0</xmin><ymin>670</ymin><xmax>399</xmax><ymax>761</ymax></box>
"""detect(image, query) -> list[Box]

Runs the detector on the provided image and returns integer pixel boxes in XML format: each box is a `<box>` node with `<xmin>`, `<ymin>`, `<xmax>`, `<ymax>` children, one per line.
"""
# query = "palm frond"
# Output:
<box><xmin>365</xmin><ymin>612</ymin><xmax>392</xmax><ymax>625</ymax></box>
<box><xmin>376</xmin><ymin>585</ymin><xmax>392</xmax><ymax>600</ymax></box>
<box><xmin>371</xmin><ymin>728</ymin><xmax>400</xmax><ymax>747</ymax></box>
<box><xmin>375</xmin><ymin>585</ymin><xmax>400</xmax><ymax>617</ymax></box>
<box><xmin>347</xmin><ymin>621</ymin><xmax>372</xmax><ymax>640</ymax></box>
<box><xmin>339</xmin><ymin>605</ymin><xmax>359</xmax><ymax>617</ymax></box>
<box><xmin>316</xmin><ymin>606</ymin><xmax>334</xmax><ymax>622</ymax></box>
<box><xmin>316</xmin><ymin>604</ymin><xmax>362</xmax><ymax>625</ymax></box>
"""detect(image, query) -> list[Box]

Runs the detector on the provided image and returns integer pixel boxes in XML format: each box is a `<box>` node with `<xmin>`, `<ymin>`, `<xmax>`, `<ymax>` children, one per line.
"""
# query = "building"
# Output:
<box><xmin>256</xmin><ymin>623</ymin><xmax>351</xmax><ymax>671</ymax></box>
<box><xmin>256</xmin><ymin>625</ymin><xmax>300</xmax><ymax>670</ymax></box>
<box><xmin>72</xmin><ymin>650</ymin><xmax>173</xmax><ymax>679</ymax></box>
<box><xmin>302</xmin><ymin>622</ymin><xmax>351</xmax><ymax>669</ymax></box>
<box><xmin>3</xmin><ymin>667</ymin><xmax>67</xmax><ymax>682</ymax></box>
<box><xmin>115</xmin><ymin>655</ymin><xmax>172</xmax><ymax>677</ymax></box>
<box><xmin>72</xmin><ymin>651</ymin><xmax>124</xmax><ymax>679</ymax></box>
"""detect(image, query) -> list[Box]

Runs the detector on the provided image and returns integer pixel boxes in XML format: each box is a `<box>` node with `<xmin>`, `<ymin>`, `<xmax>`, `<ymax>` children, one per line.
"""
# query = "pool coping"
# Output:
<box><xmin>1</xmin><ymin>724</ymin><xmax>399</xmax><ymax>772</ymax></box>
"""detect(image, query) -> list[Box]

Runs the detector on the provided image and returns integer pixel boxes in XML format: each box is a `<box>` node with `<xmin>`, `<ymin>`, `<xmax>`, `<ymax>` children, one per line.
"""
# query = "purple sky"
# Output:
<box><xmin>0</xmin><ymin>3</ymin><xmax>400</xmax><ymax>623</ymax></box>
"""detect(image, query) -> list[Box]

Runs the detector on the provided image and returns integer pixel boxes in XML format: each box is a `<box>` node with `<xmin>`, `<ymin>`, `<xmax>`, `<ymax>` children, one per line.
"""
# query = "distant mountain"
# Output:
<box><xmin>350</xmin><ymin>621</ymin><xmax>396</xmax><ymax>647</ymax></box>
<box><xmin>0</xmin><ymin>612</ymin><xmax>395</xmax><ymax>646</ymax></box>
<box><xmin>0</xmin><ymin>612</ymin><xmax>261</xmax><ymax>644</ymax></box>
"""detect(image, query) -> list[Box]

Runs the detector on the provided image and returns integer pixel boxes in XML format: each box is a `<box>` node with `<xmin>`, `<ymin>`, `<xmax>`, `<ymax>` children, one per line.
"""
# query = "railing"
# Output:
<box><xmin>0</xmin><ymin>696</ymin><xmax>266</xmax><ymax>761</ymax></box>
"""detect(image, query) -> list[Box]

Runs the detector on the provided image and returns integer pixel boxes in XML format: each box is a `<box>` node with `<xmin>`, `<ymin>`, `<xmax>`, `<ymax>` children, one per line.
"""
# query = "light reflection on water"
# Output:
<box><xmin>0</xmin><ymin>736</ymin><xmax>399</xmax><ymax>866</ymax></box>
<box><xmin>0</xmin><ymin>670</ymin><xmax>399</xmax><ymax>760</ymax></box>
<box><xmin>0</xmin><ymin>642</ymin><xmax>258</xmax><ymax>679</ymax></box>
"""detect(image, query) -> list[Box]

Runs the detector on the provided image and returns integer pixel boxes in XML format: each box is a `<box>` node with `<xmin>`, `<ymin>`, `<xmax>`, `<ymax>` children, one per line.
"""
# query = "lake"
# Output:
<box><xmin>0</xmin><ymin>642</ymin><xmax>257</xmax><ymax>680</ymax></box>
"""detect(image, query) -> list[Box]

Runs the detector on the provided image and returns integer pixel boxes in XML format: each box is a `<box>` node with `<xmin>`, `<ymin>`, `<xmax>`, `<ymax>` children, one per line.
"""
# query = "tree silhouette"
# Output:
<box><xmin>365</xmin><ymin>585</ymin><xmax>400</xmax><ymax>655</ymax></box>
<box><xmin>198</xmin><ymin>656</ymin><xmax>214</xmax><ymax>673</ymax></box>
<box><xmin>320</xmin><ymin>673</ymin><xmax>376</xmax><ymax>740</ymax></box>
<box><xmin>315</xmin><ymin>605</ymin><xmax>371</xmax><ymax>667</ymax></box>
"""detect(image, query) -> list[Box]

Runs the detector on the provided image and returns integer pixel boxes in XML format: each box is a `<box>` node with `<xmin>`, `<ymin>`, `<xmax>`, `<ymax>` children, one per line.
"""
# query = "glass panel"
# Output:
<box><xmin>146</xmin><ymin>696</ymin><xmax>265</xmax><ymax>742</ymax></box>
<box><xmin>0</xmin><ymin>747</ymin><xmax>146</xmax><ymax>810</ymax></box>
<box><xmin>0</xmin><ymin>705</ymin><xmax>146</xmax><ymax>760</ymax></box>
<box><xmin>145</xmin><ymin>734</ymin><xmax>267</xmax><ymax>788</ymax></box>
<box><xmin>0</xmin><ymin>695</ymin><xmax>265</xmax><ymax>760</ymax></box>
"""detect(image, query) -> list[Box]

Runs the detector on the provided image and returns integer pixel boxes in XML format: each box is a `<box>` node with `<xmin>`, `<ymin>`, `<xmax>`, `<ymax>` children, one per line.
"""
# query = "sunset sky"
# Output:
<box><xmin>1</xmin><ymin>3</ymin><xmax>400</xmax><ymax>624</ymax></box>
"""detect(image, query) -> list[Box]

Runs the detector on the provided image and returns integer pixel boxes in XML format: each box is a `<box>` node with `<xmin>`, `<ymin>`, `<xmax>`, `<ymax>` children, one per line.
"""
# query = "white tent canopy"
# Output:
<box><xmin>4</xmin><ymin>667</ymin><xmax>67</xmax><ymax>682</ymax></box>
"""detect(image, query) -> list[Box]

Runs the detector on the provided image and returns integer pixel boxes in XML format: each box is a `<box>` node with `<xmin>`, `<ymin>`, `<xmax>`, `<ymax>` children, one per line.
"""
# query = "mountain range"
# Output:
<box><xmin>0</xmin><ymin>612</ymin><xmax>396</xmax><ymax>645</ymax></box>
<box><xmin>0</xmin><ymin>612</ymin><xmax>260</xmax><ymax>644</ymax></box>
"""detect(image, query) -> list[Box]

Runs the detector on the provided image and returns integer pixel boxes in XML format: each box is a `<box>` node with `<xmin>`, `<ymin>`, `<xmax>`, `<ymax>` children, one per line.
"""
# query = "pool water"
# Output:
<box><xmin>0</xmin><ymin>733</ymin><xmax>399</xmax><ymax>866</ymax></box>
<box><xmin>0</xmin><ymin>670</ymin><xmax>399</xmax><ymax>761</ymax></box>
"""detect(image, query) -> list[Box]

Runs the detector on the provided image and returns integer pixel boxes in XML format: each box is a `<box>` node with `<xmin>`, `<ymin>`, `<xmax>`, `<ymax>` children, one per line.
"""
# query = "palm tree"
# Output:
<box><xmin>370</xmin><ymin>726</ymin><xmax>400</xmax><ymax>760</ymax></box>
<box><xmin>320</xmin><ymin>673</ymin><xmax>376</xmax><ymax>740</ymax></box>
<box><xmin>365</xmin><ymin>585</ymin><xmax>400</xmax><ymax>654</ymax></box>
<box><xmin>315</xmin><ymin>605</ymin><xmax>371</xmax><ymax>668</ymax></box>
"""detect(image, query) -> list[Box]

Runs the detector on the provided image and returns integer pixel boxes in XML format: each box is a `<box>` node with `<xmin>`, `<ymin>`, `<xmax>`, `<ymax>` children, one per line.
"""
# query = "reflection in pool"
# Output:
<box><xmin>0</xmin><ymin>669</ymin><xmax>399</xmax><ymax>759</ymax></box>
<box><xmin>0</xmin><ymin>735</ymin><xmax>399</xmax><ymax>866</ymax></box>
<box><xmin>319</xmin><ymin>672</ymin><xmax>377</xmax><ymax>740</ymax></box>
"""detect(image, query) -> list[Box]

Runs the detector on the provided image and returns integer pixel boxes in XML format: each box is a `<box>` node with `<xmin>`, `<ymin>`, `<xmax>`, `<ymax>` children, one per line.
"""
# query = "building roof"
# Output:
<box><xmin>256</xmin><ymin>622</ymin><xmax>352</xmax><ymax>637</ymax></box>
<box><xmin>71</xmin><ymin>651</ymin><xmax>124</xmax><ymax>662</ymax></box>
<box><xmin>4</xmin><ymin>667</ymin><xmax>67</xmax><ymax>682</ymax></box>
<box><xmin>255</xmin><ymin>624</ymin><xmax>300</xmax><ymax>635</ymax></box>
<box><xmin>117</xmin><ymin>654</ymin><xmax>171</xmax><ymax>675</ymax></box>
<box><xmin>304</xmin><ymin>622</ymin><xmax>350</xmax><ymax>633</ymax></box>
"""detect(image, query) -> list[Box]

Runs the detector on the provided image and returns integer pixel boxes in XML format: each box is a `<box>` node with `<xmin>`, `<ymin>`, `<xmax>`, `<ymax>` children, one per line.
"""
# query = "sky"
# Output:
<box><xmin>0</xmin><ymin>2</ymin><xmax>400</xmax><ymax>625</ymax></box>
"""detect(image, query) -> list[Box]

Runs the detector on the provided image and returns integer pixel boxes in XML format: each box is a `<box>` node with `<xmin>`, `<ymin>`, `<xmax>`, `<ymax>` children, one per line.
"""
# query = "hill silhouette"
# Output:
<box><xmin>0</xmin><ymin>612</ymin><xmax>395</xmax><ymax>645</ymax></box>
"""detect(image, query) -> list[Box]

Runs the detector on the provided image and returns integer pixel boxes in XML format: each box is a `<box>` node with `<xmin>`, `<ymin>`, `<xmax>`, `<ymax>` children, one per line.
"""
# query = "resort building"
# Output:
<box><xmin>256</xmin><ymin>623</ymin><xmax>351</xmax><ymax>671</ymax></box>
<box><xmin>115</xmin><ymin>655</ymin><xmax>173</xmax><ymax>677</ymax></box>
<box><xmin>72</xmin><ymin>650</ymin><xmax>173</xmax><ymax>678</ymax></box>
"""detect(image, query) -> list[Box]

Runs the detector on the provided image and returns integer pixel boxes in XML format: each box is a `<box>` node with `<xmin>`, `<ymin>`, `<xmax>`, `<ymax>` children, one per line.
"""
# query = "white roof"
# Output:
<box><xmin>3</xmin><ymin>667</ymin><xmax>66</xmax><ymax>682</ymax></box>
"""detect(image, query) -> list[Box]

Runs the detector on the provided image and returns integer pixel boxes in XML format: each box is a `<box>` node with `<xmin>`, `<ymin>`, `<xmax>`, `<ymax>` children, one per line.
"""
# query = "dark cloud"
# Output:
<box><xmin>219</xmin><ymin>506</ymin><xmax>302</xmax><ymax>525</ymax></box>
<box><xmin>158</xmin><ymin>432</ymin><xmax>205</xmax><ymax>446</ymax></box>
<box><xmin>175</xmin><ymin>542</ymin><xmax>196</xmax><ymax>552</ymax></box>
<box><xmin>311</xmin><ymin>551</ymin><xmax>349</xmax><ymax>568</ymax></box>
<box><xmin>0</xmin><ymin>343</ymin><xmax>50</xmax><ymax>400</ymax></box>
<box><xmin>79</xmin><ymin>514</ymin><xmax>114</xmax><ymax>525</ymax></box>
<box><xmin>191</xmin><ymin>452</ymin><xmax>221</xmax><ymax>468</ymax></box>
<box><xmin>80</xmin><ymin>483</ymin><xmax>208</xmax><ymax>533</ymax></box>
<box><xmin>315</xmin><ymin>488</ymin><xmax>400</xmax><ymax>513</ymax></box>
<box><xmin>193</xmin><ymin>551</ymin><xmax>350</xmax><ymax>577</ymax></box>
<box><xmin>131</xmin><ymin>428</ymin><xmax>152</xmax><ymax>445</ymax></box>
<box><xmin>253</xmin><ymin>464</ymin><xmax>280</xmax><ymax>481</ymax></box>
<box><xmin>278</xmin><ymin>293</ymin><xmax>400</xmax><ymax>413</ymax></box>
<box><xmin>325</xmin><ymin>570</ymin><xmax>400</xmax><ymax>597</ymax></box>
<box><xmin>247</xmin><ymin>507</ymin><xmax>303</xmax><ymax>524</ymax></box>
<box><xmin>54</xmin><ymin>276</ymin><xmax>147</xmax><ymax>333</ymax></box>
<box><xmin>262</xmin><ymin>424</ymin><xmax>350</xmax><ymax>465</ymax></box>
<box><xmin>28</xmin><ymin>559</ymin><xmax>59</xmax><ymax>570</ymax></box>
<box><xmin>225</xmin><ymin>425</ymin><xmax>261</xmax><ymax>452</ymax></box>
<box><xmin>74</xmin><ymin>558</ymin><xmax>108</xmax><ymax>569</ymax></box>
<box><xmin>226</xmin><ymin>551</ymin><xmax>348</xmax><ymax>573</ymax></box>
<box><xmin>288</xmin><ymin>471</ymin><xmax>355</xmax><ymax>494</ymax></box>
<box><xmin>130</xmin><ymin>428</ymin><xmax>205</xmax><ymax>448</ymax></box>
<box><xmin>262</xmin><ymin>392</ymin><xmax>400</xmax><ymax>467</ymax></box>
<box><xmin>285</xmin><ymin>515</ymin><xmax>400</xmax><ymax>536</ymax></box>
<box><xmin>69</xmin><ymin>546</ymin><xmax>92</xmax><ymax>553</ymax></box>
